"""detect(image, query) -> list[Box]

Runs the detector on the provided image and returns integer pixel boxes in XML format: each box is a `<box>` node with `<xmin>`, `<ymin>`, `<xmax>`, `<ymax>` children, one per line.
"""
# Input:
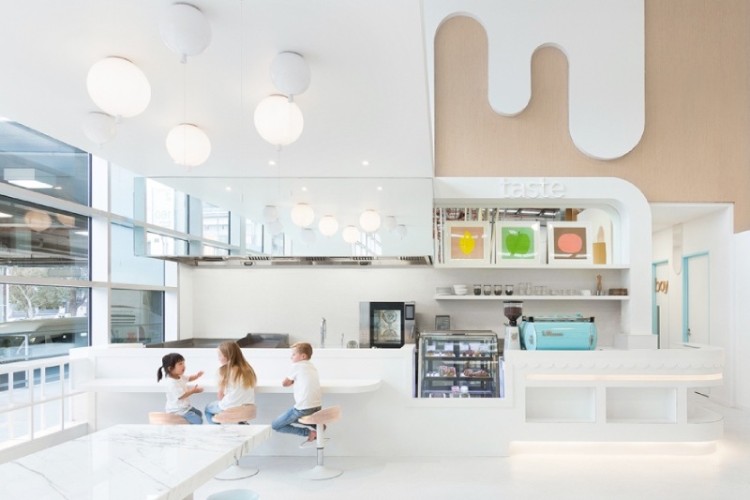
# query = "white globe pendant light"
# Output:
<box><xmin>82</xmin><ymin>111</ymin><xmax>117</xmax><ymax>145</ymax></box>
<box><xmin>159</xmin><ymin>3</ymin><xmax>211</xmax><ymax>63</ymax></box>
<box><xmin>87</xmin><ymin>57</ymin><xmax>151</xmax><ymax>118</ymax></box>
<box><xmin>290</xmin><ymin>203</ymin><xmax>314</xmax><ymax>227</ymax></box>
<box><xmin>166</xmin><ymin>123</ymin><xmax>211</xmax><ymax>166</ymax></box>
<box><xmin>359</xmin><ymin>209</ymin><xmax>381</xmax><ymax>233</ymax></box>
<box><xmin>254</xmin><ymin>95</ymin><xmax>304</xmax><ymax>147</ymax></box>
<box><xmin>342</xmin><ymin>225</ymin><xmax>360</xmax><ymax>244</ymax></box>
<box><xmin>318</xmin><ymin>215</ymin><xmax>339</xmax><ymax>236</ymax></box>
<box><xmin>270</xmin><ymin>52</ymin><xmax>311</xmax><ymax>97</ymax></box>
<box><xmin>262</xmin><ymin>205</ymin><xmax>278</xmax><ymax>222</ymax></box>
<box><xmin>383</xmin><ymin>216</ymin><xmax>398</xmax><ymax>232</ymax></box>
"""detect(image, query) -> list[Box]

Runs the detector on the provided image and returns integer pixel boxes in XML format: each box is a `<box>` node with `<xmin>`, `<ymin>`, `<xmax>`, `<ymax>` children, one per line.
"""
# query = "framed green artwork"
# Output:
<box><xmin>496</xmin><ymin>221</ymin><xmax>542</xmax><ymax>265</ymax></box>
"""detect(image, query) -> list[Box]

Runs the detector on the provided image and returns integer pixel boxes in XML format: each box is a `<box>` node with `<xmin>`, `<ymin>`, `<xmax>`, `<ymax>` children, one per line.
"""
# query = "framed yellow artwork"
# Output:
<box><xmin>444</xmin><ymin>221</ymin><xmax>491</xmax><ymax>265</ymax></box>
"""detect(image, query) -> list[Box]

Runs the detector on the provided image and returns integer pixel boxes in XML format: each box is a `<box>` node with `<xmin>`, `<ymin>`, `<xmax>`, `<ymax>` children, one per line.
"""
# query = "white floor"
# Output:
<box><xmin>195</xmin><ymin>399</ymin><xmax>750</xmax><ymax>500</ymax></box>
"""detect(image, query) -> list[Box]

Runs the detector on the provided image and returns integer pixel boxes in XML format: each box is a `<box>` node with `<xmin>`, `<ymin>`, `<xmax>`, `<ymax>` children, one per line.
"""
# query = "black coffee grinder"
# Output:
<box><xmin>503</xmin><ymin>301</ymin><xmax>523</xmax><ymax>350</ymax></box>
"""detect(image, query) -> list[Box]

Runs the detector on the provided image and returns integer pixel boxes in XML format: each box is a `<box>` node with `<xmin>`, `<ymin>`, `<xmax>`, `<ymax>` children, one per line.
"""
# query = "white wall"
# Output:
<box><xmin>652</xmin><ymin>207</ymin><xmax>734</xmax><ymax>405</ymax></box>
<box><xmin>735</xmin><ymin>230</ymin><xmax>750</xmax><ymax>409</ymax></box>
<box><xmin>185</xmin><ymin>267</ymin><xmax>625</xmax><ymax>348</ymax></box>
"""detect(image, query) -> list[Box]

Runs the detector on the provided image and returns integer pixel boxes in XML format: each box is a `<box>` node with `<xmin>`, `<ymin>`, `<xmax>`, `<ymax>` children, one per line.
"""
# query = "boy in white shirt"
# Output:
<box><xmin>271</xmin><ymin>342</ymin><xmax>322</xmax><ymax>446</ymax></box>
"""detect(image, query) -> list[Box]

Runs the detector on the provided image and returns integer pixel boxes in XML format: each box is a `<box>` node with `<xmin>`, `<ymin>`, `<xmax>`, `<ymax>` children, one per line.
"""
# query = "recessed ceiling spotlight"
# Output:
<box><xmin>268</xmin><ymin>159</ymin><xmax>276</xmax><ymax>166</ymax></box>
<box><xmin>225</xmin><ymin>186</ymin><xmax>231</xmax><ymax>191</ymax></box>
<box><xmin>301</xmin><ymin>186</ymin><xmax>308</xmax><ymax>192</ymax></box>
<box><xmin>377</xmin><ymin>186</ymin><xmax>383</xmax><ymax>191</ymax></box>
<box><xmin>362</xmin><ymin>160</ymin><xmax>370</xmax><ymax>167</ymax></box>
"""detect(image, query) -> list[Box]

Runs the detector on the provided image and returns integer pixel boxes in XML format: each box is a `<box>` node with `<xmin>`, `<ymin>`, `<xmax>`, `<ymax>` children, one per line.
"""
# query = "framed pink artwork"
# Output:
<box><xmin>546</xmin><ymin>221</ymin><xmax>593</xmax><ymax>266</ymax></box>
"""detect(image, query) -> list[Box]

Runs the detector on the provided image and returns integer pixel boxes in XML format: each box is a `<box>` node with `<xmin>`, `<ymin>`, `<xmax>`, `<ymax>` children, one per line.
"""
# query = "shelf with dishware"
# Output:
<box><xmin>434</xmin><ymin>294</ymin><xmax>628</xmax><ymax>301</ymax></box>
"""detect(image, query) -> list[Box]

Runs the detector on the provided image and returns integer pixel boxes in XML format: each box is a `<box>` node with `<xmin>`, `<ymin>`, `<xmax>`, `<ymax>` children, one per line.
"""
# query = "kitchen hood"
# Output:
<box><xmin>159</xmin><ymin>255</ymin><xmax>433</xmax><ymax>267</ymax></box>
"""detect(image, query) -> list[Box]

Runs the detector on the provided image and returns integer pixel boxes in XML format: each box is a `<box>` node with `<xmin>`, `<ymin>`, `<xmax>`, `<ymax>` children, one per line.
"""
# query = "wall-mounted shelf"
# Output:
<box><xmin>432</xmin><ymin>264</ymin><xmax>630</xmax><ymax>270</ymax></box>
<box><xmin>434</xmin><ymin>295</ymin><xmax>629</xmax><ymax>301</ymax></box>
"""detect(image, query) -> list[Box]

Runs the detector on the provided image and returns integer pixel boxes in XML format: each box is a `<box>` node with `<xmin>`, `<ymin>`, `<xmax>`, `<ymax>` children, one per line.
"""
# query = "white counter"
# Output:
<box><xmin>69</xmin><ymin>344</ymin><xmax>724</xmax><ymax>457</ymax></box>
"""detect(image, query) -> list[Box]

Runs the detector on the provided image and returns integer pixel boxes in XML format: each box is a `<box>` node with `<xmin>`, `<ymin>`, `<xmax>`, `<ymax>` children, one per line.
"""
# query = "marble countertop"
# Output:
<box><xmin>0</xmin><ymin>424</ymin><xmax>271</xmax><ymax>500</ymax></box>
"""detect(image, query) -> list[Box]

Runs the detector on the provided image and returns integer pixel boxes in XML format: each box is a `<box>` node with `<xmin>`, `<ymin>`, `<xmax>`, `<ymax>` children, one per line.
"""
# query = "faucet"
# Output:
<box><xmin>320</xmin><ymin>317</ymin><xmax>327</xmax><ymax>348</ymax></box>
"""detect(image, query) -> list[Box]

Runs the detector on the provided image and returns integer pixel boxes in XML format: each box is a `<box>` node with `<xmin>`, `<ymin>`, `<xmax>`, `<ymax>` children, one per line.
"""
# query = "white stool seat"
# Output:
<box><xmin>297</xmin><ymin>405</ymin><xmax>342</xmax><ymax>480</ymax></box>
<box><xmin>206</xmin><ymin>488</ymin><xmax>259</xmax><ymax>500</ymax></box>
<box><xmin>214</xmin><ymin>405</ymin><xmax>260</xmax><ymax>481</ymax></box>
<box><xmin>213</xmin><ymin>404</ymin><xmax>257</xmax><ymax>424</ymax></box>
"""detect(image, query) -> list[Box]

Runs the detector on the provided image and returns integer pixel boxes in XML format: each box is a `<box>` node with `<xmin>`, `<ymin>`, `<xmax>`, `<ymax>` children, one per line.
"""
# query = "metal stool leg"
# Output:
<box><xmin>299</xmin><ymin>422</ymin><xmax>342</xmax><ymax>480</ymax></box>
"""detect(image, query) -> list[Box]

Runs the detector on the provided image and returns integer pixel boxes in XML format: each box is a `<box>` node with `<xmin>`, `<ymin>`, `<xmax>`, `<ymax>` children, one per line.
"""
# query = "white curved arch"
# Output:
<box><xmin>425</xmin><ymin>0</ymin><xmax>645</xmax><ymax>160</ymax></box>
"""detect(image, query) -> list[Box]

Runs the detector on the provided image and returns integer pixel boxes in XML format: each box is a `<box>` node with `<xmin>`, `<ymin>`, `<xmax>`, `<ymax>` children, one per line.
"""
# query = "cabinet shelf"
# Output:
<box><xmin>433</xmin><ymin>263</ymin><xmax>629</xmax><ymax>270</ymax></box>
<box><xmin>434</xmin><ymin>295</ymin><xmax>628</xmax><ymax>301</ymax></box>
<box><xmin>424</xmin><ymin>355</ymin><xmax>497</xmax><ymax>361</ymax></box>
<box><xmin>423</xmin><ymin>376</ymin><xmax>494</xmax><ymax>381</ymax></box>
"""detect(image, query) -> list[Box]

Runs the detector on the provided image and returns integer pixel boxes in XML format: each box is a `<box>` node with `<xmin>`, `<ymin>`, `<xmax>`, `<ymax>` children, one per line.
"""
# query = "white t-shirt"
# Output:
<box><xmin>288</xmin><ymin>360</ymin><xmax>322</xmax><ymax>410</ymax></box>
<box><xmin>219</xmin><ymin>376</ymin><xmax>255</xmax><ymax>410</ymax></box>
<box><xmin>162</xmin><ymin>376</ymin><xmax>191</xmax><ymax>415</ymax></box>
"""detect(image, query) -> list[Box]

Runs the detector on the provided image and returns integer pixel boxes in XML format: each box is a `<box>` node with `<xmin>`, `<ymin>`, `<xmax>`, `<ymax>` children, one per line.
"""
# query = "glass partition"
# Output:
<box><xmin>110</xmin><ymin>289</ymin><xmax>164</xmax><ymax>345</ymax></box>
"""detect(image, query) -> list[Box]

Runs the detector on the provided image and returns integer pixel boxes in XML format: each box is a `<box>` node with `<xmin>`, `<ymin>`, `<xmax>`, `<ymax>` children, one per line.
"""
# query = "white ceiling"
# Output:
<box><xmin>0</xmin><ymin>1</ymin><xmax>728</xmax><ymax>239</ymax></box>
<box><xmin>0</xmin><ymin>0</ymin><xmax>434</xmax><ymax>221</ymax></box>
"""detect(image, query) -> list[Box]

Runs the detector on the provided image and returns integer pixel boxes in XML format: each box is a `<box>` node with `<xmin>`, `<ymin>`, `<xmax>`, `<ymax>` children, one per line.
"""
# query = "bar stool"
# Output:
<box><xmin>297</xmin><ymin>405</ymin><xmax>342</xmax><ymax>480</ymax></box>
<box><xmin>214</xmin><ymin>405</ymin><xmax>259</xmax><ymax>481</ymax></box>
<box><xmin>147</xmin><ymin>412</ymin><xmax>188</xmax><ymax>425</ymax></box>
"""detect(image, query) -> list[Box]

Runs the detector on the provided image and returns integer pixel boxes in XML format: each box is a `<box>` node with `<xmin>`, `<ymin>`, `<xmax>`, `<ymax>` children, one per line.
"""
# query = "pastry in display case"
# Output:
<box><xmin>417</xmin><ymin>330</ymin><xmax>502</xmax><ymax>398</ymax></box>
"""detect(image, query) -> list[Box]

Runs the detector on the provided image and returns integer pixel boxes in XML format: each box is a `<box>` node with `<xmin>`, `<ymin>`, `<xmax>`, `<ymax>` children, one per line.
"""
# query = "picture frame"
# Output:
<box><xmin>496</xmin><ymin>221</ymin><xmax>542</xmax><ymax>266</ymax></box>
<box><xmin>547</xmin><ymin>221</ymin><xmax>593</xmax><ymax>266</ymax></box>
<box><xmin>443</xmin><ymin>221</ymin><xmax>491</xmax><ymax>265</ymax></box>
<box><xmin>435</xmin><ymin>315</ymin><xmax>451</xmax><ymax>331</ymax></box>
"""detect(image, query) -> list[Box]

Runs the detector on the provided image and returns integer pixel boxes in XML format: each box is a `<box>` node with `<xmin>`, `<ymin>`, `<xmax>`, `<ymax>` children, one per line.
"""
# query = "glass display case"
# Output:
<box><xmin>417</xmin><ymin>330</ymin><xmax>502</xmax><ymax>398</ymax></box>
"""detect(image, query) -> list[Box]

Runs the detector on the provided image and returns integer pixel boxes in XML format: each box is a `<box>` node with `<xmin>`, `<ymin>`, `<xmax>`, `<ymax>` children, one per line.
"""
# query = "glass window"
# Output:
<box><xmin>110</xmin><ymin>289</ymin><xmax>164</xmax><ymax>345</ymax></box>
<box><xmin>109</xmin><ymin>163</ymin><xmax>136</xmax><ymax>218</ymax></box>
<box><xmin>146</xmin><ymin>232</ymin><xmax>188</xmax><ymax>256</ymax></box>
<box><xmin>145</xmin><ymin>179</ymin><xmax>187</xmax><ymax>232</ymax></box>
<box><xmin>0</xmin><ymin>121</ymin><xmax>90</xmax><ymax>206</ymax></box>
<box><xmin>111</xmin><ymin>223</ymin><xmax>164</xmax><ymax>286</ymax></box>
<box><xmin>202</xmin><ymin>245</ymin><xmax>229</xmax><ymax>256</ymax></box>
<box><xmin>202</xmin><ymin>203</ymin><xmax>229</xmax><ymax>243</ymax></box>
<box><xmin>0</xmin><ymin>195</ymin><xmax>90</xmax><ymax>279</ymax></box>
<box><xmin>0</xmin><ymin>285</ymin><xmax>89</xmax><ymax>363</ymax></box>
<box><xmin>245</xmin><ymin>220</ymin><xmax>263</xmax><ymax>253</ymax></box>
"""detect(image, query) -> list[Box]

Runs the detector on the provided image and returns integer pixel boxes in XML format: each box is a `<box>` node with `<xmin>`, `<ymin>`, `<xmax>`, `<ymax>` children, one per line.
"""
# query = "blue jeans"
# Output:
<box><xmin>182</xmin><ymin>406</ymin><xmax>203</xmax><ymax>425</ymax></box>
<box><xmin>204</xmin><ymin>401</ymin><xmax>222</xmax><ymax>425</ymax></box>
<box><xmin>271</xmin><ymin>406</ymin><xmax>321</xmax><ymax>437</ymax></box>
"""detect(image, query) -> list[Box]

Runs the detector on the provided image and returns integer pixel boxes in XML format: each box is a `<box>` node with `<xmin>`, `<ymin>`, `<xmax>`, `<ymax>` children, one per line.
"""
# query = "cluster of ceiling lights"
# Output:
<box><xmin>261</xmin><ymin>202</ymin><xmax>407</xmax><ymax>245</ymax></box>
<box><xmin>81</xmin><ymin>3</ymin><xmax>310</xmax><ymax>166</ymax></box>
<box><xmin>254</xmin><ymin>52</ymin><xmax>310</xmax><ymax>148</ymax></box>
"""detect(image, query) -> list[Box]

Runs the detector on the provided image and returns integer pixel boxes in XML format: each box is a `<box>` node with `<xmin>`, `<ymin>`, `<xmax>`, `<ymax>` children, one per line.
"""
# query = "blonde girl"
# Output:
<box><xmin>204</xmin><ymin>341</ymin><xmax>257</xmax><ymax>424</ymax></box>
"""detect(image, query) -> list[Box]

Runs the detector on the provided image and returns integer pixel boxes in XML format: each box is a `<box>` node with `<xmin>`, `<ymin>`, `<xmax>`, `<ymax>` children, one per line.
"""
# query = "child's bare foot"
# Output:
<box><xmin>299</xmin><ymin>431</ymin><xmax>317</xmax><ymax>448</ymax></box>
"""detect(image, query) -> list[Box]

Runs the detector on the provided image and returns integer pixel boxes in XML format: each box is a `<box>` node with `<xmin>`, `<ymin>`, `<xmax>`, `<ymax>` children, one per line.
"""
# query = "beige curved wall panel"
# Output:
<box><xmin>434</xmin><ymin>1</ymin><xmax>750</xmax><ymax>232</ymax></box>
<box><xmin>424</xmin><ymin>0</ymin><xmax>645</xmax><ymax>159</ymax></box>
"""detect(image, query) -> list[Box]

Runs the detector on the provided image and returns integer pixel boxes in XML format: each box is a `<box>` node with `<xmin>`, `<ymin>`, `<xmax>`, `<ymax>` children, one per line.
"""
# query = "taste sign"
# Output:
<box><xmin>499</xmin><ymin>178</ymin><xmax>565</xmax><ymax>198</ymax></box>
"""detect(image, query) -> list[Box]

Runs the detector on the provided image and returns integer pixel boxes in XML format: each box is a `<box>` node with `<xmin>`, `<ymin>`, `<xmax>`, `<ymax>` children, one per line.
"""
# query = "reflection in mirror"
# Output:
<box><xmin>136</xmin><ymin>177</ymin><xmax>434</xmax><ymax>261</ymax></box>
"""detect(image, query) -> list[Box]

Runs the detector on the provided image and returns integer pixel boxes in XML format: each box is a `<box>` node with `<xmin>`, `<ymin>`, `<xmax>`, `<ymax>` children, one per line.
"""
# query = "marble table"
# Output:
<box><xmin>0</xmin><ymin>424</ymin><xmax>271</xmax><ymax>500</ymax></box>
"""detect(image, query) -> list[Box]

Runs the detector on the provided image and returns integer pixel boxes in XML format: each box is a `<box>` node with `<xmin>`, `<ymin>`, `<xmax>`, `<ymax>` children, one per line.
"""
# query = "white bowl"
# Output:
<box><xmin>452</xmin><ymin>285</ymin><xmax>468</xmax><ymax>295</ymax></box>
